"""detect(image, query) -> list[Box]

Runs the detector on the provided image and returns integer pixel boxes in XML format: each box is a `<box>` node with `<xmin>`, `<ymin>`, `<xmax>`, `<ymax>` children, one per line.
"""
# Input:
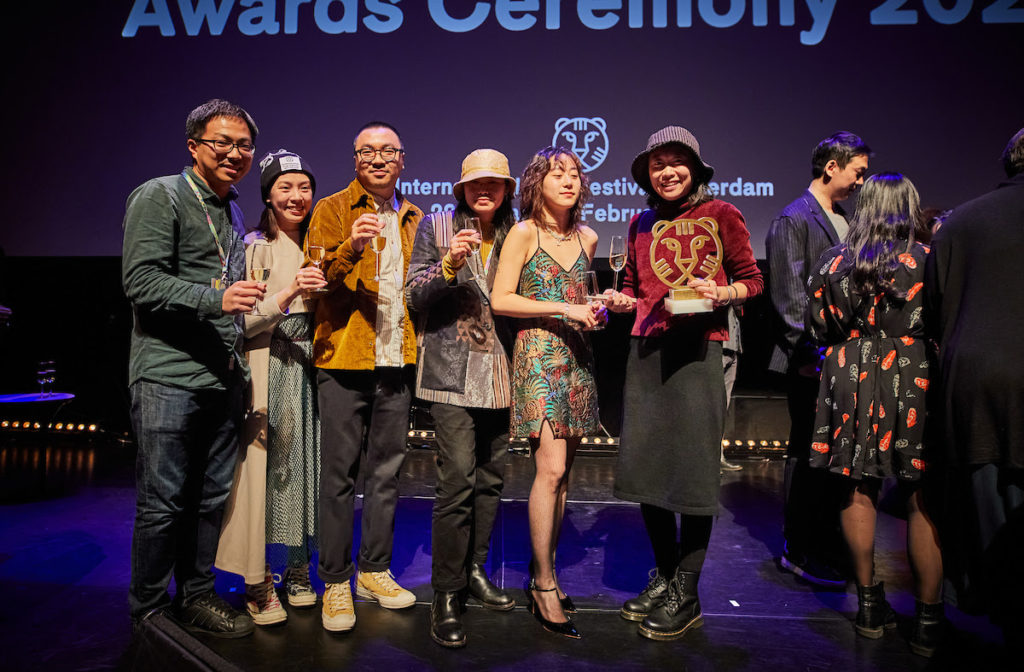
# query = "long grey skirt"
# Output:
<box><xmin>613</xmin><ymin>336</ymin><xmax>725</xmax><ymax>515</ymax></box>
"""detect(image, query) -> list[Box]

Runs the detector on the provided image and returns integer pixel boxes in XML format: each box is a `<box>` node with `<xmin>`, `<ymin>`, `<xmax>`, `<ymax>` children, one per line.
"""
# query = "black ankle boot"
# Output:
<box><xmin>467</xmin><ymin>563</ymin><xmax>515</xmax><ymax>611</ymax></box>
<box><xmin>909</xmin><ymin>600</ymin><xmax>943</xmax><ymax>657</ymax></box>
<box><xmin>430</xmin><ymin>591</ymin><xmax>466</xmax><ymax>648</ymax></box>
<box><xmin>620</xmin><ymin>569</ymin><xmax>668</xmax><ymax>622</ymax></box>
<box><xmin>855</xmin><ymin>582</ymin><xmax>897</xmax><ymax>638</ymax></box>
<box><xmin>638</xmin><ymin>570</ymin><xmax>703</xmax><ymax>641</ymax></box>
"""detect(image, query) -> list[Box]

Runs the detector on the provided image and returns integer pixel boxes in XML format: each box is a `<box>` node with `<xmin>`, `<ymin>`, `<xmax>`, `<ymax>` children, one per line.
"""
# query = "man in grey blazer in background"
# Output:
<box><xmin>766</xmin><ymin>132</ymin><xmax>871</xmax><ymax>586</ymax></box>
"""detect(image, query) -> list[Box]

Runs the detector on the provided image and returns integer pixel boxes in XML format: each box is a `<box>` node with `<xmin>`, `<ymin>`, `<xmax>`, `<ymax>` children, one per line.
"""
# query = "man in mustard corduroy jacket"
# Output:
<box><xmin>308</xmin><ymin>121</ymin><xmax>423</xmax><ymax>632</ymax></box>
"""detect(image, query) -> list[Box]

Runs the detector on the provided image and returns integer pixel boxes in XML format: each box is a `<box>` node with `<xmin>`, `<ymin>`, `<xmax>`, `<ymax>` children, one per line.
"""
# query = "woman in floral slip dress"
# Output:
<box><xmin>492</xmin><ymin>147</ymin><xmax>604</xmax><ymax>639</ymax></box>
<box><xmin>807</xmin><ymin>172</ymin><xmax>943</xmax><ymax>656</ymax></box>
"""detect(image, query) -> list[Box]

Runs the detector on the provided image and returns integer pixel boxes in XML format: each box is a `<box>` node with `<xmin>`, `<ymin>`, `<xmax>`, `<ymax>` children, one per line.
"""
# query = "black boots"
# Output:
<box><xmin>855</xmin><ymin>582</ymin><xmax>897</xmax><ymax>638</ymax></box>
<box><xmin>638</xmin><ymin>570</ymin><xmax>703</xmax><ymax>641</ymax></box>
<box><xmin>467</xmin><ymin>563</ymin><xmax>515</xmax><ymax>611</ymax></box>
<box><xmin>430</xmin><ymin>591</ymin><xmax>466</xmax><ymax>648</ymax></box>
<box><xmin>620</xmin><ymin>569</ymin><xmax>668</xmax><ymax>622</ymax></box>
<box><xmin>909</xmin><ymin>600</ymin><xmax>944</xmax><ymax>657</ymax></box>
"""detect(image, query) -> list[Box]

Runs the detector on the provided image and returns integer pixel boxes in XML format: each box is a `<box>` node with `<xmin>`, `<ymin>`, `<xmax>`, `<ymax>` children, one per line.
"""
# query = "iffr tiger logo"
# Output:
<box><xmin>552</xmin><ymin>117</ymin><xmax>609</xmax><ymax>172</ymax></box>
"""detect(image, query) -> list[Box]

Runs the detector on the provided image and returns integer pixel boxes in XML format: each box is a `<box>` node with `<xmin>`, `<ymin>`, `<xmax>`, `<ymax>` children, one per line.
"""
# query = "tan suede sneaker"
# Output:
<box><xmin>355</xmin><ymin>570</ymin><xmax>416</xmax><ymax>609</ymax></box>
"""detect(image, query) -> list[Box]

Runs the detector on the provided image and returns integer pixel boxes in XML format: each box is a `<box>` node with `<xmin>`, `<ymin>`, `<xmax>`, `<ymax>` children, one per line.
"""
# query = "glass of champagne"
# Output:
<box><xmin>584</xmin><ymin>270</ymin><xmax>605</xmax><ymax>330</ymax></box>
<box><xmin>609</xmin><ymin>235</ymin><xmax>626</xmax><ymax>292</ymax></box>
<box><xmin>250</xmin><ymin>242</ymin><xmax>272</xmax><ymax>315</ymax></box>
<box><xmin>458</xmin><ymin>216</ymin><xmax>485</xmax><ymax>283</ymax></box>
<box><xmin>305</xmin><ymin>225</ymin><xmax>328</xmax><ymax>295</ymax></box>
<box><xmin>371</xmin><ymin>208</ymin><xmax>388</xmax><ymax>283</ymax></box>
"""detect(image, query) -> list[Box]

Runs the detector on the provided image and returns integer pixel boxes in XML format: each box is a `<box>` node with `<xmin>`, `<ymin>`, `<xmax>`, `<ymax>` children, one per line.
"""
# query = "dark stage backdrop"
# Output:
<box><xmin>1</xmin><ymin>1</ymin><xmax>1023</xmax><ymax>257</ymax></box>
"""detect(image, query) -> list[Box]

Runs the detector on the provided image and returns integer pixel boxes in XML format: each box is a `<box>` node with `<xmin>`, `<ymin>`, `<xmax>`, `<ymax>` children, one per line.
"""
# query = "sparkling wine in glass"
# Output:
<box><xmin>584</xmin><ymin>270</ymin><xmax>605</xmax><ymax>330</ymax></box>
<box><xmin>371</xmin><ymin>231</ymin><xmax>387</xmax><ymax>282</ymax></box>
<box><xmin>250</xmin><ymin>242</ymin><xmax>273</xmax><ymax>315</ymax></box>
<box><xmin>305</xmin><ymin>226</ymin><xmax>328</xmax><ymax>295</ymax></box>
<box><xmin>458</xmin><ymin>216</ymin><xmax>486</xmax><ymax>283</ymax></box>
<box><xmin>609</xmin><ymin>235</ymin><xmax>626</xmax><ymax>292</ymax></box>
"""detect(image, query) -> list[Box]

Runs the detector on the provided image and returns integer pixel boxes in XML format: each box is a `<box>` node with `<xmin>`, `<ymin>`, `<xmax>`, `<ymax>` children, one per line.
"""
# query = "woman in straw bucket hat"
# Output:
<box><xmin>406</xmin><ymin>149</ymin><xmax>519</xmax><ymax>648</ymax></box>
<box><xmin>606</xmin><ymin>126</ymin><xmax>763</xmax><ymax>640</ymax></box>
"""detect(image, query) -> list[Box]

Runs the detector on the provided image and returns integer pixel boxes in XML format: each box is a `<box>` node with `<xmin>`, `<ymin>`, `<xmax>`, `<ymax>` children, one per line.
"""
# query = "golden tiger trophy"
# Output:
<box><xmin>649</xmin><ymin>216</ymin><xmax>723</xmax><ymax>314</ymax></box>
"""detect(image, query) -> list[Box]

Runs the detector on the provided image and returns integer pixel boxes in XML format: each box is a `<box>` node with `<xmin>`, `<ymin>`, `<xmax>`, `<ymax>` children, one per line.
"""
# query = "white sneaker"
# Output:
<box><xmin>245</xmin><ymin>565</ymin><xmax>287</xmax><ymax>625</ymax></box>
<box><xmin>355</xmin><ymin>570</ymin><xmax>416</xmax><ymax>609</ymax></box>
<box><xmin>322</xmin><ymin>582</ymin><xmax>356</xmax><ymax>632</ymax></box>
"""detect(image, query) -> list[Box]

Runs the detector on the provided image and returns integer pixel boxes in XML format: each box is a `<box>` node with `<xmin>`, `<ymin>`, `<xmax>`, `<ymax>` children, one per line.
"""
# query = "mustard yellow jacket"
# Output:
<box><xmin>309</xmin><ymin>179</ymin><xmax>423</xmax><ymax>370</ymax></box>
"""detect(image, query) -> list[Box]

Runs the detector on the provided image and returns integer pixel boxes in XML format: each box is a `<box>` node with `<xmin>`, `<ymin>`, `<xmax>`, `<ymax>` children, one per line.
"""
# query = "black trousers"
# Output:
<box><xmin>317</xmin><ymin>367</ymin><xmax>412</xmax><ymax>583</ymax></box>
<box><xmin>782</xmin><ymin>371</ymin><xmax>845</xmax><ymax>560</ymax></box>
<box><xmin>429</xmin><ymin>403</ymin><xmax>509</xmax><ymax>592</ymax></box>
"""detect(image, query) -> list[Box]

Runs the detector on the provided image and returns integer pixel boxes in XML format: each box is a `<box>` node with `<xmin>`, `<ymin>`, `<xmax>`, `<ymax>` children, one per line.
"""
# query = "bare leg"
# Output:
<box><xmin>906</xmin><ymin>487</ymin><xmax>943</xmax><ymax>604</ymax></box>
<box><xmin>551</xmin><ymin>438</ymin><xmax>579</xmax><ymax>600</ymax></box>
<box><xmin>841</xmin><ymin>481</ymin><xmax>878</xmax><ymax>587</ymax></box>
<box><xmin>528</xmin><ymin>421</ymin><xmax>570</xmax><ymax>623</ymax></box>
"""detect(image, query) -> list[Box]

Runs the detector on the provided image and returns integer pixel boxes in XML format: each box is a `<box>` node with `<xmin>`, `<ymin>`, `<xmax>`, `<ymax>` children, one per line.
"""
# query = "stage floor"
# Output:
<box><xmin>0</xmin><ymin>442</ymin><xmax>1008</xmax><ymax>671</ymax></box>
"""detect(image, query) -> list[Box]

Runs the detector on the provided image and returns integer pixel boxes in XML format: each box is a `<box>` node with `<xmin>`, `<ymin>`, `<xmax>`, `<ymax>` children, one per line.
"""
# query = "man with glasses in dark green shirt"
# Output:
<box><xmin>122</xmin><ymin>99</ymin><xmax>264</xmax><ymax>637</ymax></box>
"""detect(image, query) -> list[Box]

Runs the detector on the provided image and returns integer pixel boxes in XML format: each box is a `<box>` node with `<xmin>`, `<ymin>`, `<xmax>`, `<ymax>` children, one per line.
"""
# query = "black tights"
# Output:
<box><xmin>641</xmin><ymin>503</ymin><xmax>713</xmax><ymax>576</ymax></box>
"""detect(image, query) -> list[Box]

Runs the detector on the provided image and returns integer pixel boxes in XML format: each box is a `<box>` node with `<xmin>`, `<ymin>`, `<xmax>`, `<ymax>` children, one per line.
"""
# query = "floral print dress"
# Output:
<box><xmin>510</xmin><ymin>233</ymin><xmax>599</xmax><ymax>439</ymax></box>
<box><xmin>807</xmin><ymin>242</ymin><xmax>931</xmax><ymax>481</ymax></box>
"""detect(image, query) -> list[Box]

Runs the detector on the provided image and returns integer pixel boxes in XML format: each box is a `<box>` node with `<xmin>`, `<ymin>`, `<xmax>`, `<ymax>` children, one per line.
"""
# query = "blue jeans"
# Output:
<box><xmin>128</xmin><ymin>380</ymin><xmax>242</xmax><ymax>619</ymax></box>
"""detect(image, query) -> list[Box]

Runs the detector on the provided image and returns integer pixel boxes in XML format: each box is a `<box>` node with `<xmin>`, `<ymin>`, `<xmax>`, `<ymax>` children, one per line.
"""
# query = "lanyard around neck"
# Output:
<box><xmin>182</xmin><ymin>170</ymin><xmax>230</xmax><ymax>281</ymax></box>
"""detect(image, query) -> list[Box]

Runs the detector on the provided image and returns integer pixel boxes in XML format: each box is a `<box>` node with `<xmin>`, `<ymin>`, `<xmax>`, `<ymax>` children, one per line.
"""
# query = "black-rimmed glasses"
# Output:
<box><xmin>196</xmin><ymin>138</ymin><xmax>256</xmax><ymax>155</ymax></box>
<box><xmin>355</xmin><ymin>146</ymin><xmax>404</xmax><ymax>162</ymax></box>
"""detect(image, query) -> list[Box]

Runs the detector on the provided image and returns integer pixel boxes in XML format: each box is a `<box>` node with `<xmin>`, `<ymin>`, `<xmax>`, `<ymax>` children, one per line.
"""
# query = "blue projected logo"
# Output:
<box><xmin>553</xmin><ymin>117</ymin><xmax>609</xmax><ymax>173</ymax></box>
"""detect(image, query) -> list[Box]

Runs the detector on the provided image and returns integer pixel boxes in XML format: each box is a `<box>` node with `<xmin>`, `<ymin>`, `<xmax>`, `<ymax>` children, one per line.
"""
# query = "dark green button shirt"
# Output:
<box><xmin>121</xmin><ymin>167</ymin><xmax>248</xmax><ymax>390</ymax></box>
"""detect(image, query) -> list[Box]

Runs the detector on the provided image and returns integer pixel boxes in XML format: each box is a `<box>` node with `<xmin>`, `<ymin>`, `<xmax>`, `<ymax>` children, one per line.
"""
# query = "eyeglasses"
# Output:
<box><xmin>196</xmin><ymin>138</ymin><xmax>256</xmax><ymax>155</ymax></box>
<box><xmin>355</xmin><ymin>146</ymin><xmax>404</xmax><ymax>162</ymax></box>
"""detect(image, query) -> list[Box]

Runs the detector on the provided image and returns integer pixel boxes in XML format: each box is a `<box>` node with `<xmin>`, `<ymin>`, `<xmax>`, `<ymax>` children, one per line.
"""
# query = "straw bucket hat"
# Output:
<box><xmin>453</xmin><ymin>149</ymin><xmax>517</xmax><ymax>201</ymax></box>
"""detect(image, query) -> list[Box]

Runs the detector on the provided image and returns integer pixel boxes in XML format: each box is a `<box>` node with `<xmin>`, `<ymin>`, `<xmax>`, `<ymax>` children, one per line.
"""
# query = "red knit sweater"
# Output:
<box><xmin>621</xmin><ymin>199</ymin><xmax>763</xmax><ymax>340</ymax></box>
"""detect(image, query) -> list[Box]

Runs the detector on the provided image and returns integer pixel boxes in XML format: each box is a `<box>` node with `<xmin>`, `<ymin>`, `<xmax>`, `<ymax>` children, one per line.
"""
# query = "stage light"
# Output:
<box><xmin>773</xmin><ymin>440</ymin><xmax>781</xmax><ymax>447</ymax></box>
<box><xmin>760</xmin><ymin>440</ymin><xmax>768</xmax><ymax>446</ymax></box>
<box><xmin>1</xmin><ymin>421</ymin><xmax>8</xmax><ymax>428</ymax></box>
<box><xmin>55</xmin><ymin>423</ymin><xmax>64</xmax><ymax>430</ymax></box>
<box><xmin>419</xmin><ymin>431</ymin><xmax>427</xmax><ymax>438</ymax></box>
<box><xmin>408</xmin><ymin>430</ymin><xmax>415</xmax><ymax>437</ymax></box>
<box><xmin>33</xmin><ymin>422</ymin><xmax>41</xmax><ymax>430</ymax></box>
<box><xmin>88</xmin><ymin>425</ymin><xmax>97</xmax><ymax>432</ymax></box>
<box><xmin>747</xmin><ymin>440</ymin><xmax>755</xmax><ymax>447</ymax></box>
<box><xmin>11</xmin><ymin>421</ymin><xmax>19</xmax><ymax>429</ymax></box>
<box><xmin>721</xmin><ymin>439</ymin><xmax>729</xmax><ymax>447</ymax></box>
<box><xmin>77</xmin><ymin>424</ymin><xmax>85</xmax><ymax>431</ymax></box>
<box><xmin>593</xmin><ymin>438</ymin><xmax>602</xmax><ymax>444</ymax></box>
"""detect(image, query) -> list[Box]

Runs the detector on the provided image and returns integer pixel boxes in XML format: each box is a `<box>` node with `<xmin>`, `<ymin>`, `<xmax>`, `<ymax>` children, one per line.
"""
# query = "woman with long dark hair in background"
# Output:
<box><xmin>216</xmin><ymin>150</ymin><xmax>327</xmax><ymax>625</ymax></box>
<box><xmin>491</xmin><ymin>147</ymin><xmax>604</xmax><ymax>639</ymax></box>
<box><xmin>405</xmin><ymin>149</ymin><xmax>519</xmax><ymax>648</ymax></box>
<box><xmin>807</xmin><ymin>172</ymin><xmax>943</xmax><ymax>657</ymax></box>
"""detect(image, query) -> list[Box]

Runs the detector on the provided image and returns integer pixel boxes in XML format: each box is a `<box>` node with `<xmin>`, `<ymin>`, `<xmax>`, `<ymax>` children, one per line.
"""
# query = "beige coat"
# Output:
<box><xmin>215</xmin><ymin>231</ymin><xmax>314</xmax><ymax>584</ymax></box>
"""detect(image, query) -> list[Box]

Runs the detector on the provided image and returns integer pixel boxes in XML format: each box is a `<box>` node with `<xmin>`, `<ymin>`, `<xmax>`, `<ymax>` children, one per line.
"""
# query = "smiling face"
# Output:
<box><xmin>267</xmin><ymin>172</ymin><xmax>313</xmax><ymax>231</ymax></box>
<box><xmin>540</xmin><ymin>156</ymin><xmax>582</xmax><ymax>214</ymax></box>
<box><xmin>648</xmin><ymin>146</ymin><xmax>697</xmax><ymax>202</ymax></box>
<box><xmin>187</xmin><ymin>115</ymin><xmax>253</xmax><ymax>197</ymax></box>
<box><xmin>462</xmin><ymin>177</ymin><xmax>507</xmax><ymax>224</ymax></box>
<box><xmin>826</xmin><ymin>153</ymin><xmax>869</xmax><ymax>202</ymax></box>
<box><xmin>353</xmin><ymin>126</ymin><xmax>404</xmax><ymax>199</ymax></box>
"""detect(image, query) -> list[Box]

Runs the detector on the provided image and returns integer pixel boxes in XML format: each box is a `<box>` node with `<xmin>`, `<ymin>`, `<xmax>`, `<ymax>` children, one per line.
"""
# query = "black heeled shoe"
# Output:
<box><xmin>529</xmin><ymin>557</ymin><xmax>577</xmax><ymax>614</ymax></box>
<box><xmin>527</xmin><ymin>579</ymin><xmax>581</xmax><ymax>639</ymax></box>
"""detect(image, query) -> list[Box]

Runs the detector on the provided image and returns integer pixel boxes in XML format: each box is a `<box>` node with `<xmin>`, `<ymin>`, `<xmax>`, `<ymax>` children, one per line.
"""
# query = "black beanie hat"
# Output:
<box><xmin>259</xmin><ymin>149</ymin><xmax>316</xmax><ymax>202</ymax></box>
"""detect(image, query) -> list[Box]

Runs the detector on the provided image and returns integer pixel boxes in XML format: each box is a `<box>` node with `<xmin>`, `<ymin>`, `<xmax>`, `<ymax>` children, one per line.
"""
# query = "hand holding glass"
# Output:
<box><xmin>305</xmin><ymin>226</ymin><xmax>328</xmax><ymax>295</ymax></box>
<box><xmin>249</xmin><ymin>243</ymin><xmax>272</xmax><ymax>315</ymax></box>
<box><xmin>581</xmin><ymin>270</ymin><xmax>605</xmax><ymax>330</ymax></box>
<box><xmin>457</xmin><ymin>216</ymin><xmax>486</xmax><ymax>283</ymax></box>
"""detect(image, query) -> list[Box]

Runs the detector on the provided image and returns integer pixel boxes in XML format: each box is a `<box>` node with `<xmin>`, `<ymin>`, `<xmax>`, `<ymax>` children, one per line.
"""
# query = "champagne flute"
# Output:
<box><xmin>457</xmin><ymin>216</ymin><xmax>485</xmax><ymax>283</ymax></box>
<box><xmin>609</xmin><ymin>235</ymin><xmax>626</xmax><ymax>292</ymax></box>
<box><xmin>250</xmin><ymin>242</ymin><xmax>273</xmax><ymax>315</ymax></box>
<box><xmin>584</xmin><ymin>270</ymin><xmax>605</xmax><ymax>331</ymax></box>
<box><xmin>371</xmin><ymin>206</ymin><xmax>389</xmax><ymax>283</ymax></box>
<box><xmin>305</xmin><ymin>225</ymin><xmax>328</xmax><ymax>295</ymax></box>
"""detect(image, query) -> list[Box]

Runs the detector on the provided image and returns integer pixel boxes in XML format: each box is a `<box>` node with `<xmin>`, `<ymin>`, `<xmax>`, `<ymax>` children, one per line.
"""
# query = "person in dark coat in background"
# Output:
<box><xmin>766</xmin><ymin>132</ymin><xmax>871</xmax><ymax>586</ymax></box>
<box><xmin>926</xmin><ymin>126</ymin><xmax>1024</xmax><ymax>652</ymax></box>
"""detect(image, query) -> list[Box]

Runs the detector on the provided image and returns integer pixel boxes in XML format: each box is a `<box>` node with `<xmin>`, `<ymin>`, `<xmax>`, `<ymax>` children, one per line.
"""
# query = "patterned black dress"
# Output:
<box><xmin>807</xmin><ymin>242</ymin><xmax>931</xmax><ymax>481</ymax></box>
